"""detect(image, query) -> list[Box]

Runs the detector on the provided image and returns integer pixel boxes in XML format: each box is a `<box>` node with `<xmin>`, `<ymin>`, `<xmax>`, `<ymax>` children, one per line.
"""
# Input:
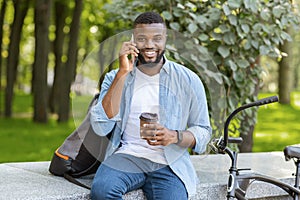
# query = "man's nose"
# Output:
<box><xmin>144</xmin><ymin>39</ymin><xmax>155</xmax><ymax>48</ymax></box>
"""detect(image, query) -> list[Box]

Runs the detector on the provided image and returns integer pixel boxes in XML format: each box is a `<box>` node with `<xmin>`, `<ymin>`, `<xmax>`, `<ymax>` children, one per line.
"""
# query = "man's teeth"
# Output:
<box><xmin>145</xmin><ymin>51</ymin><xmax>156</xmax><ymax>56</ymax></box>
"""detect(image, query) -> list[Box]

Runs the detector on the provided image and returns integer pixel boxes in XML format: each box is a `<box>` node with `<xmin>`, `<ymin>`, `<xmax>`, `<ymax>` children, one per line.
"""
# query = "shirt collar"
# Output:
<box><xmin>161</xmin><ymin>56</ymin><xmax>170</xmax><ymax>74</ymax></box>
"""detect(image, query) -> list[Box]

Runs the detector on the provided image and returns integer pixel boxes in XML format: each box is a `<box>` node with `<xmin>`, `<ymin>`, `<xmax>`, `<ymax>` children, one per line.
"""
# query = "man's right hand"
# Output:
<box><xmin>102</xmin><ymin>39</ymin><xmax>139</xmax><ymax>119</ymax></box>
<box><xmin>119</xmin><ymin>40</ymin><xmax>139</xmax><ymax>73</ymax></box>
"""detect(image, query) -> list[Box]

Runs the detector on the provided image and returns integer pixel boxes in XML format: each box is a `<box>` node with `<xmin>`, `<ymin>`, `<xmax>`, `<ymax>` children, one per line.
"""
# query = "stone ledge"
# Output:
<box><xmin>0</xmin><ymin>152</ymin><xmax>296</xmax><ymax>200</ymax></box>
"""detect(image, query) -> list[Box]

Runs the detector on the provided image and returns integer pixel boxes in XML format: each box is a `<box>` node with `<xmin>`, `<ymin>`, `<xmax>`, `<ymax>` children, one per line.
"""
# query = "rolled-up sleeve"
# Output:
<box><xmin>187</xmin><ymin>73</ymin><xmax>212</xmax><ymax>154</ymax></box>
<box><xmin>187</xmin><ymin>126</ymin><xmax>211</xmax><ymax>154</ymax></box>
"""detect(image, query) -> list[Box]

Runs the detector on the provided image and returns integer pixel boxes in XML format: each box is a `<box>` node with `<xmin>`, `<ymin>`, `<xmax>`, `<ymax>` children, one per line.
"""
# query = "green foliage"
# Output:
<box><xmin>104</xmin><ymin>0</ymin><xmax>300</xmax><ymax>139</ymax></box>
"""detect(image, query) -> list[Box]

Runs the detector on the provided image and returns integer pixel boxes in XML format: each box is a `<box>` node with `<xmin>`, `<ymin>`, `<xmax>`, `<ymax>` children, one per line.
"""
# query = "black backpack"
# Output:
<box><xmin>49</xmin><ymin>93</ymin><xmax>112</xmax><ymax>189</ymax></box>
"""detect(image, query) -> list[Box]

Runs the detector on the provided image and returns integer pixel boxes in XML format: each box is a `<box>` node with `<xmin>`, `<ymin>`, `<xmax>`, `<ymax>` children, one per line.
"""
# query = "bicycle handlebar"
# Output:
<box><xmin>219</xmin><ymin>95</ymin><xmax>279</xmax><ymax>151</ymax></box>
<box><xmin>243</xmin><ymin>95</ymin><xmax>279</xmax><ymax>107</ymax></box>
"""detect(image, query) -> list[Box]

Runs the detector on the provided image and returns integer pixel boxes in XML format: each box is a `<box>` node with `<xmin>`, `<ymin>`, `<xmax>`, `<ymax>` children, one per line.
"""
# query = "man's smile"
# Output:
<box><xmin>141</xmin><ymin>49</ymin><xmax>158</xmax><ymax>59</ymax></box>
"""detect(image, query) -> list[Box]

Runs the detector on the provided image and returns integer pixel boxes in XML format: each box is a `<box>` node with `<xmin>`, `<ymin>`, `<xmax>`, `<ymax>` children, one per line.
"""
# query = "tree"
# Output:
<box><xmin>278</xmin><ymin>33</ymin><xmax>293</xmax><ymax>104</ymax></box>
<box><xmin>0</xmin><ymin>0</ymin><xmax>7</xmax><ymax>115</ymax></box>
<box><xmin>58</xmin><ymin>0</ymin><xmax>83</xmax><ymax>122</ymax></box>
<box><xmin>49</xmin><ymin>1</ymin><xmax>69</xmax><ymax>114</ymax></box>
<box><xmin>293</xmin><ymin>41</ymin><xmax>299</xmax><ymax>89</ymax></box>
<box><xmin>278</xmin><ymin>0</ymin><xmax>297</xmax><ymax>104</ymax></box>
<box><xmin>32</xmin><ymin>0</ymin><xmax>52</xmax><ymax>123</ymax></box>
<box><xmin>5</xmin><ymin>0</ymin><xmax>29</xmax><ymax>117</ymax></box>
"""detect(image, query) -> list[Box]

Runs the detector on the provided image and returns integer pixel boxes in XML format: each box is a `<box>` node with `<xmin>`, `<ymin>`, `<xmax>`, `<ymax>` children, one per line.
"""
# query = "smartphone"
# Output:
<box><xmin>129</xmin><ymin>34</ymin><xmax>135</xmax><ymax>64</ymax></box>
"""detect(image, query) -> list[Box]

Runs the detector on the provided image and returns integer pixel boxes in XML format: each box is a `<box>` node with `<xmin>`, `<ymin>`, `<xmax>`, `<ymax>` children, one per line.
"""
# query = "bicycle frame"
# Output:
<box><xmin>212</xmin><ymin>96</ymin><xmax>300</xmax><ymax>200</ymax></box>
<box><xmin>225</xmin><ymin>146</ymin><xmax>300</xmax><ymax>200</ymax></box>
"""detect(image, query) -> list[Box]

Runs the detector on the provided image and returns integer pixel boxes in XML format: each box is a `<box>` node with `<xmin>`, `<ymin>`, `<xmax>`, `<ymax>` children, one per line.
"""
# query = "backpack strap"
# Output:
<box><xmin>64</xmin><ymin>173</ymin><xmax>91</xmax><ymax>190</ymax></box>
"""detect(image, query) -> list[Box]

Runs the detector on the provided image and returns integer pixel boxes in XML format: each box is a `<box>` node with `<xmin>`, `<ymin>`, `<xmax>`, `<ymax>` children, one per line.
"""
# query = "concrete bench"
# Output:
<box><xmin>0</xmin><ymin>152</ymin><xmax>296</xmax><ymax>199</ymax></box>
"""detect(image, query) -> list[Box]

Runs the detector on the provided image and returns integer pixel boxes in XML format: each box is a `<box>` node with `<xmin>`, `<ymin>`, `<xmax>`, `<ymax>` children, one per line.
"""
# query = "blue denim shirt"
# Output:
<box><xmin>90</xmin><ymin>58</ymin><xmax>212</xmax><ymax>197</ymax></box>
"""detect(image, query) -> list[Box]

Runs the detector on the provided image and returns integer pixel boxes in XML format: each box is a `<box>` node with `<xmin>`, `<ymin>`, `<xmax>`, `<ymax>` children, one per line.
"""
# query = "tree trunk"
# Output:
<box><xmin>0</xmin><ymin>0</ymin><xmax>7</xmax><ymax>115</ymax></box>
<box><xmin>32</xmin><ymin>0</ymin><xmax>52</xmax><ymax>123</ymax></box>
<box><xmin>294</xmin><ymin>65</ymin><xmax>299</xmax><ymax>90</ymax></box>
<box><xmin>239</xmin><ymin>57</ymin><xmax>261</xmax><ymax>153</ymax></box>
<box><xmin>278</xmin><ymin>29</ymin><xmax>292</xmax><ymax>104</ymax></box>
<box><xmin>239</xmin><ymin>119</ymin><xmax>255</xmax><ymax>152</ymax></box>
<box><xmin>58</xmin><ymin>0</ymin><xmax>83</xmax><ymax>122</ymax></box>
<box><xmin>4</xmin><ymin>0</ymin><xmax>29</xmax><ymax>117</ymax></box>
<box><xmin>49</xmin><ymin>1</ymin><xmax>68</xmax><ymax>114</ymax></box>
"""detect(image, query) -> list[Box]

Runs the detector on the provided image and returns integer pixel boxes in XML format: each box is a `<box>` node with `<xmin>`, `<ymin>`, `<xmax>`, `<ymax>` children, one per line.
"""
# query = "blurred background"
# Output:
<box><xmin>0</xmin><ymin>0</ymin><xmax>300</xmax><ymax>163</ymax></box>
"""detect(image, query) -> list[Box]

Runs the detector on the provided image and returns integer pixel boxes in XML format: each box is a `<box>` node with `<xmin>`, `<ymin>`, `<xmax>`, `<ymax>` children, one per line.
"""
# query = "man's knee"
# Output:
<box><xmin>90</xmin><ymin>184</ymin><xmax>104</xmax><ymax>200</ymax></box>
<box><xmin>91</xmin><ymin>180</ymin><xmax>123</xmax><ymax>200</ymax></box>
<box><xmin>90</xmin><ymin>179</ymin><xmax>106</xmax><ymax>200</ymax></box>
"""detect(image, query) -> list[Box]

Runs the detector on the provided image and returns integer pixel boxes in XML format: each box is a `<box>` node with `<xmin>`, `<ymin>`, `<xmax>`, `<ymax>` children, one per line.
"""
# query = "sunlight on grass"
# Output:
<box><xmin>253</xmin><ymin>92</ymin><xmax>300</xmax><ymax>152</ymax></box>
<box><xmin>0</xmin><ymin>117</ymin><xmax>75</xmax><ymax>163</ymax></box>
<box><xmin>293</xmin><ymin>93</ymin><xmax>300</xmax><ymax>107</ymax></box>
<box><xmin>0</xmin><ymin>92</ymin><xmax>76</xmax><ymax>163</ymax></box>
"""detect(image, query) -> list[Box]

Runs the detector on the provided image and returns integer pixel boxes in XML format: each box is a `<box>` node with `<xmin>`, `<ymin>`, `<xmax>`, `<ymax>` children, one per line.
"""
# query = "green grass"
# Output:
<box><xmin>0</xmin><ymin>92</ymin><xmax>299</xmax><ymax>163</ymax></box>
<box><xmin>0</xmin><ymin>93</ymin><xmax>76</xmax><ymax>163</ymax></box>
<box><xmin>0</xmin><ymin>117</ymin><xmax>75</xmax><ymax>163</ymax></box>
<box><xmin>253</xmin><ymin>92</ymin><xmax>300</xmax><ymax>152</ymax></box>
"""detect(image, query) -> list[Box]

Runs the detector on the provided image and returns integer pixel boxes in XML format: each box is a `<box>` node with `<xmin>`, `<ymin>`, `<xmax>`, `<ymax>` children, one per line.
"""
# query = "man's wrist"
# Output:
<box><xmin>117</xmin><ymin>68</ymin><xmax>131</xmax><ymax>76</ymax></box>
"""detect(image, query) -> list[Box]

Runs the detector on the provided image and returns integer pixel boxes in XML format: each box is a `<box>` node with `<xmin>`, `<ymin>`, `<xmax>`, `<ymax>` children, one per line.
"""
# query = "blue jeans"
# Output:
<box><xmin>90</xmin><ymin>153</ymin><xmax>188</xmax><ymax>200</ymax></box>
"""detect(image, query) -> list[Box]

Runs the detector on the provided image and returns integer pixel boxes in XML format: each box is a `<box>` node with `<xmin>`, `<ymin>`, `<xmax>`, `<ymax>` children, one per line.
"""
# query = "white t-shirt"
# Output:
<box><xmin>115</xmin><ymin>68</ymin><xmax>167</xmax><ymax>164</ymax></box>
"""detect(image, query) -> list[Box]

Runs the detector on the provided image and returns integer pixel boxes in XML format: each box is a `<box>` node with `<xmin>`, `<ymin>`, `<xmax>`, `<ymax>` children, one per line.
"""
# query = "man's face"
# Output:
<box><xmin>133</xmin><ymin>23</ymin><xmax>167</xmax><ymax>65</ymax></box>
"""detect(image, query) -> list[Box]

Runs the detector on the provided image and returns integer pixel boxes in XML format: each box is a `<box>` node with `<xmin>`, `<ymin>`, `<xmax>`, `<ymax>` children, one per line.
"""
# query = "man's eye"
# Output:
<box><xmin>137</xmin><ymin>38</ymin><xmax>146</xmax><ymax>42</ymax></box>
<box><xmin>153</xmin><ymin>37</ymin><xmax>162</xmax><ymax>42</ymax></box>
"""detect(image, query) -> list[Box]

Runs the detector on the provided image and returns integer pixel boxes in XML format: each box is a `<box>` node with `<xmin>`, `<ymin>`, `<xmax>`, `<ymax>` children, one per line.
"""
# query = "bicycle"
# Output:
<box><xmin>210</xmin><ymin>96</ymin><xmax>300</xmax><ymax>200</ymax></box>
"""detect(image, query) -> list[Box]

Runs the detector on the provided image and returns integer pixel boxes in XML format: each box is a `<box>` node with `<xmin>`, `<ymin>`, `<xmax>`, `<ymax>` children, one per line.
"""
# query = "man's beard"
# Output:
<box><xmin>137</xmin><ymin>49</ymin><xmax>165</xmax><ymax>68</ymax></box>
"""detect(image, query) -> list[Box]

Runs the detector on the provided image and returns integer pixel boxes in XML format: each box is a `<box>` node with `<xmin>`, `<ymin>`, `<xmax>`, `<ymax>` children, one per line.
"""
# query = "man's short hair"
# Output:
<box><xmin>134</xmin><ymin>12</ymin><xmax>165</xmax><ymax>27</ymax></box>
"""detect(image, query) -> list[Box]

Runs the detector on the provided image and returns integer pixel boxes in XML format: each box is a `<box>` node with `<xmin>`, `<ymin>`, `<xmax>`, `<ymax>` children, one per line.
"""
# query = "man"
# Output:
<box><xmin>90</xmin><ymin>11</ymin><xmax>211</xmax><ymax>200</ymax></box>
